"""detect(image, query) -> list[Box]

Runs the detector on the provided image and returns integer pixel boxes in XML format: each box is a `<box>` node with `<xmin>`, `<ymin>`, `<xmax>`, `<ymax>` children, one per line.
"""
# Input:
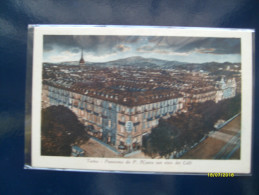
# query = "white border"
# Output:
<box><xmin>30</xmin><ymin>25</ymin><xmax>254</xmax><ymax>174</ymax></box>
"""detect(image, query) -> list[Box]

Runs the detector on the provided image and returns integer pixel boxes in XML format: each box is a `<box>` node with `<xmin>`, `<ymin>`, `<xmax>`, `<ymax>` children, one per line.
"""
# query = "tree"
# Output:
<box><xmin>143</xmin><ymin>95</ymin><xmax>241</xmax><ymax>159</ymax></box>
<box><xmin>142</xmin><ymin>119</ymin><xmax>179</xmax><ymax>158</ymax></box>
<box><xmin>41</xmin><ymin>105</ymin><xmax>88</xmax><ymax>156</ymax></box>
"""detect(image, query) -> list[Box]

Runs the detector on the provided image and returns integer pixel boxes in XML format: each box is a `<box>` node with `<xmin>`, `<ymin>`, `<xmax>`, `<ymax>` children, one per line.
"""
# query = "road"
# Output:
<box><xmin>181</xmin><ymin>115</ymin><xmax>241</xmax><ymax>159</ymax></box>
<box><xmin>213</xmin><ymin>132</ymin><xmax>240</xmax><ymax>159</ymax></box>
<box><xmin>80</xmin><ymin>138</ymin><xmax>120</xmax><ymax>158</ymax></box>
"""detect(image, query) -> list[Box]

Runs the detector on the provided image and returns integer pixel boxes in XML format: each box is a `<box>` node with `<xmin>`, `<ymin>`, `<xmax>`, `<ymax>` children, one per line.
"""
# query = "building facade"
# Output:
<box><xmin>42</xmin><ymin>84</ymin><xmax>184</xmax><ymax>151</ymax></box>
<box><xmin>183</xmin><ymin>78</ymin><xmax>237</xmax><ymax>105</ymax></box>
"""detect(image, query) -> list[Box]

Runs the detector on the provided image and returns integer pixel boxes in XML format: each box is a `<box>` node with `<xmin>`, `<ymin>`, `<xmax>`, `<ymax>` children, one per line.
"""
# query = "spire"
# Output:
<box><xmin>79</xmin><ymin>48</ymin><xmax>85</xmax><ymax>65</ymax></box>
<box><xmin>81</xmin><ymin>48</ymin><xmax>83</xmax><ymax>58</ymax></box>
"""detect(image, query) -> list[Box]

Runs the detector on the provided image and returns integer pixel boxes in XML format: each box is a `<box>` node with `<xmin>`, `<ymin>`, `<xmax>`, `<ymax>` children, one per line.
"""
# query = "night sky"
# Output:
<box><xmin>43</xmin><ymin>35</ymin><xmax>241</xmax><ymax>63</ymax></box>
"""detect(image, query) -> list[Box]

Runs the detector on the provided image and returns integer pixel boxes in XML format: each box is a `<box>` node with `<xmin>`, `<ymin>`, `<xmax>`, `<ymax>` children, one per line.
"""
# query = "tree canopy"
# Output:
<box><xmin>41</xmin><ymin>105</ymin><xmax>88</xmax><ymax>156</ymax></box>
<box><xmin>143</xmin><ymin>95</ymin><xmax>241</xmax><ymax>158</ymax></box>
<box><xmin>142</xmin><ymin>119</ymin><xmax>179</xmax><ymax>158</ymax></box>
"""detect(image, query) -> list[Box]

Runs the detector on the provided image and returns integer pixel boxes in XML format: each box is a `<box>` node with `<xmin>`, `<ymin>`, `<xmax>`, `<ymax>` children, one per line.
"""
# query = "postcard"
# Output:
<box><xmin>25</xmin><ymin>25</ymin><xmax>254</xmax><ymax>174</ymax></box>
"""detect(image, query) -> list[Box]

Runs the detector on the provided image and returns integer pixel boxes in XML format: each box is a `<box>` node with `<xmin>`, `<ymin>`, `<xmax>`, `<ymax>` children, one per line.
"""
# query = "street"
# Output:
<box><xmin>181</xmin><ymin>115</ymin><xmax>241</xmax><ymax>159</ymax></box>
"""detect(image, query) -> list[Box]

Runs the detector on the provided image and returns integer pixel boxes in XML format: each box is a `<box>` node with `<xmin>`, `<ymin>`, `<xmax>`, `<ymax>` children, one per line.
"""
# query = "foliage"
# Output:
<box><xmin>41</xmin><ymin>105</ymin><xmax>88</xmax><ymax>156</ymax></box>
<box><xmin>142</xmin><ymin>119</ymin><xmax>179</xmax><ymax>158</ymax></box>
<box><xmin>143</xmin><ymin>95</ymin><xmax>241</xmax><ymax>158</ymax></box>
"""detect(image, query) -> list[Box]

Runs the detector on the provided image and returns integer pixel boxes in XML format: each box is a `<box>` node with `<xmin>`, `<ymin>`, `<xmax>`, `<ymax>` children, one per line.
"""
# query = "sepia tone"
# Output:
<box><xmin>41</xmin><ymin>35</ymin><xmax>241</xmax><ymax>159</ymax></box>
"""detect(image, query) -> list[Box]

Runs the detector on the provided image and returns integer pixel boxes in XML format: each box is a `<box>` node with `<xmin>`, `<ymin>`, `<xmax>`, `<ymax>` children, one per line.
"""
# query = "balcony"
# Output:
<box><xmin>155</xmin><ymin>115</ymin><xmax>161</xmax><ymax>119</ymax></box>
<box><xmin>133</xmin><ymin>122</ymin><xmax>140</xmax><ymax>126</ymax></box>
<box><xmin>93</xmin><ymin>112</ymin><xmax>99</xmax><ymax>116</ymax></box>
<box><xmin>118</xmin><ymin>121</ymin><xmax>125</xmax><ymax>125</ymax></box>
<box><xmin>147</xmin><ymin>117</ymin><xmax>153</xmax><ymax>121</ymax></box>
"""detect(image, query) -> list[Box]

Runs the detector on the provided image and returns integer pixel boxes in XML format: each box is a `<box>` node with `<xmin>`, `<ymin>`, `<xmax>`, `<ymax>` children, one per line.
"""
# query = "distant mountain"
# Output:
<box><xmin>44</xmin><ymin>61</ymin><xmax>79</xmax><ymax>66</ymax></box>
<box><xmin>170</xmin><ymin>61</ymin><xmax>241</xmax><ymax>75</ymax></box>
<box><xmin>44</xmin><ymin>57</ymin><xmax>240</xmax><ymax>73</ymax></box>
<box><xmin>89</xmin><ymin>56</ymin><xmax>190</xmax><ymax>68</ymax></box>
<box><xmin>59</xmin><ymin>61</ymin><xmax>79</xmax><ymax>65</ymax></box>
<box><xmin>108</xmin><ymin>56</ymin><xmax>169</xmax><ymax>66</ymax></box>
<box><xmin>44</xmin><ymin>56</ymin><xmax>190</xmax><ymax>67</ymax></box>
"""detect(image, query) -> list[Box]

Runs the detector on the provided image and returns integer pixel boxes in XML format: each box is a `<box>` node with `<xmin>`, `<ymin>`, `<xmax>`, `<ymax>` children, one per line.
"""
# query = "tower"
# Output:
<box><xmin>79</xmin><ymin>48</ymin><xmax>85</xmax><ymax>65</ymax></box>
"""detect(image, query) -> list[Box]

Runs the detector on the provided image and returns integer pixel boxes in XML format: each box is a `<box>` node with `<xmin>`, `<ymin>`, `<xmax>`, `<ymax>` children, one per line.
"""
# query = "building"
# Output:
<box><xmin>43</xmin><ymin>84</ymin><xmax>184</xmax><ymax>151</ymax></box>
<box><xmin>217</xmin><ymin>77</ymin><xmax>237</xmax><ymax>100</ymax></box>
<box><xmin>182</xmin><ymin>76</ymin><xmax>237</xmax><ymax>105</ymax></box>
<box><xmin>79</xmin><ymin>48</ymin><xmax>85</xmax><ymax>66</ymax></box>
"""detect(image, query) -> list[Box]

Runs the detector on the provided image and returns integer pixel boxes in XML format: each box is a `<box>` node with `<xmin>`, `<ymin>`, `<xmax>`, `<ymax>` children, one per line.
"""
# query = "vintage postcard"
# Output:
<box><xmin>25</xmin><ymin>25</ymin><xmax>254</xmax><ymax>174</ymax></box>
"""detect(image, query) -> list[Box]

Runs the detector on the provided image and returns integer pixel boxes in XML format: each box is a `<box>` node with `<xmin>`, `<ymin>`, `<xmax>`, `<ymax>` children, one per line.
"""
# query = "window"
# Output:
<box><xmin>125</xmin><ymin>121</ymin><xmax>133</xmax><ymax>133</ymax></box>
<box><xmin>126</xmin><ymin>136</ymin><xmax>132</xmax><ymax>145</ymax></box>
<box><xmin>121</xmin><ymin>126</ymin><xmax>124</xmax><ymax>133</ymax></box>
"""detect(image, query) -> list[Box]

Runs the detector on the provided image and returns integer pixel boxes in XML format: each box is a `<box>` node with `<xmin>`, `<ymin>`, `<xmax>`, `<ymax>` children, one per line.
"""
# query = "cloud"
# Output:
<box><xmin>144</xmin><ymin>37</ymin><xmax>240</xmax><ymax>55</ymax></box>
<box><xmin>43</xmin><ymin>44</ymin><xmax>53</xmax><ymax>52</ymax></box>
<box><xmin>45</xmin><ymin>50</ymin><xmax>79</xmax><ymax>62</ymax></box>
<box><xmin>147</xmin><ymin>36</ymin><xmax>206</xmax><ymax>48</ymax></box>
<box><xmin>195</xmin><ymin>48</ymin><xmax>216</xmax><ymax>54</ymax></box>
<box><xmin>136</xmin><ymin>37</ymin><xmax>210</xmax><ymax>56</ymax></box>
<box><xmin>44</xmin><ymin>35</ymin><xmax>138</xmax><ymax>57</ymax></box>
<box><xmin>176</xmin><ymin>38</ymin><xmax>241</xmax><ymax>54</ymax></box>
<box><xmin>71</xmin><ymin>48</ymin><xmax>80</xmax><ymax>53</ymax></box>
<box><xmin>137</xmin><ymin>46</ymin><xmax>190</xmax><ymax>56</ymax></box>
<box><xmin>137</xmin><ymin>45</ymin><xmax>153</xmax><ymax>52</ymax></box>
<box><xmin>43</xmin><ymin>35</ymin><xmax>241</xmax><ymax>63</ymax></box>
<box><xmin>115</xmin><ymin>44</ymin><xmax>131</xmax><ymax>52</ymax></box>
<box><xmin>85</xmin><ymin>52</ymin><xmax>118</xmax><ymax>62</ymax></box>
<box><xmin>45</xmin><ymin>36</ymin><xmax>240</xmax><ymax>57</ymax></box>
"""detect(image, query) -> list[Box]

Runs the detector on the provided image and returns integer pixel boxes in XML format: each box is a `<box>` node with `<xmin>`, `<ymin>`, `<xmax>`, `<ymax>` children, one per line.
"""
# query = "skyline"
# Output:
<box><xmin>43</xmin><ymin>35</ymin><xmax>241</xmax><ymax>64</ymax></box>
